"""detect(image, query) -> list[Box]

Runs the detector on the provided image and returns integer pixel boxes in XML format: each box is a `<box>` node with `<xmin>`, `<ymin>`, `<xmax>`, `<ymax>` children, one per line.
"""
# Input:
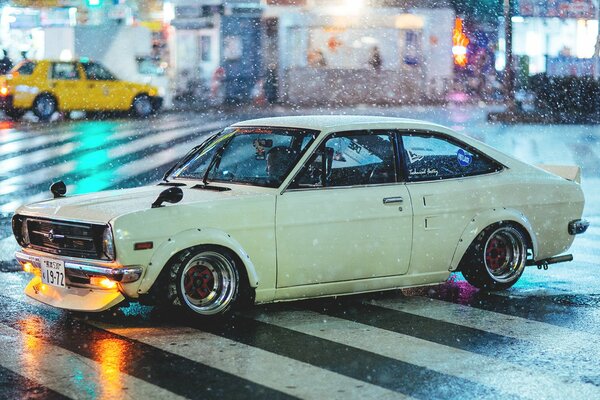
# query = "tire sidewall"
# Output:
<box><xmin>463</xmin><ymin>223</ymin><xmax>527</xmax><ymax>291</ymax></box>
<box><xmin>33</xmin><ymin>94</ymin><xmax>57</xmax><ymax>121</ymax></box>
<box><xmin>132</xmin><ymin>95</ymin><xmax>153</xmax><ymax>118</ymax></box>
<box><xmin>170</xmin><ymin>245</ymin><xmax>241</xmax><ymax>317</ymax></box>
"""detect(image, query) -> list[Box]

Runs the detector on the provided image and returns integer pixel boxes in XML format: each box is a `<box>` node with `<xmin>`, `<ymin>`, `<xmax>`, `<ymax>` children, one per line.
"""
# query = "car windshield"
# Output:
<box><xmin>172</xmin><ymin>126</ymin><xmax>318</xmax><ymax>188</ymax></box>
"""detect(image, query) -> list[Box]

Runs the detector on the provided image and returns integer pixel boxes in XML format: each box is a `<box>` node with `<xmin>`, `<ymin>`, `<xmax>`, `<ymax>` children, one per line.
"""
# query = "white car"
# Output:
<box><xmin>12</xmin><ymin>116</ymin><xmax>589</xmax><ymax>317</ymax></box>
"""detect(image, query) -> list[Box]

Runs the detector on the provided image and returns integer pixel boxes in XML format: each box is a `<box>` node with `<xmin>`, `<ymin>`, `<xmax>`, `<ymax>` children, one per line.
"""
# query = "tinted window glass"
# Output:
<box><xmin>51</xmin><ymin>62</ymin><xmax>80</xmax><ymax>80</ymax></box>
<box><xmin>401</xmin><ymin>135</ymin><xmax>501</xmax><ymax>181</ymax></box>
<box><xmin>14</xmin><ymin>61</ymin><xmax>36</xmax><ymax>75</ymax></box>
<box><xmin>173</xmin><ymin>127</ymin><xmax>317</xmax><ymax>188</ymax></box>
<box><xmin>81</xmin><ymin>62</ymin><xmax>117</xmax><ymax>81</ymax></box>
<box><xmin>293</xmin><ymin>132</ymin><xmax>396</xmax><ymax>188</ymax></box>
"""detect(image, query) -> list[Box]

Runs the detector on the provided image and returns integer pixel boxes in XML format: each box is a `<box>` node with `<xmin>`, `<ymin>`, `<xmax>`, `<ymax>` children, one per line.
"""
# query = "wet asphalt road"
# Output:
<box><xmin>0</xmin><ymin>104</ymin><xmax>599</xmax><ymax>399</ymax></box>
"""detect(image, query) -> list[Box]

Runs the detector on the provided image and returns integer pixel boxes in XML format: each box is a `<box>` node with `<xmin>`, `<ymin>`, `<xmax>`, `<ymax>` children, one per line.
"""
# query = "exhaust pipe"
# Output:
<box><xmin>527</xmin><ymin>254</ymin><xmax>573</xmax><ymax>270</ymax></box>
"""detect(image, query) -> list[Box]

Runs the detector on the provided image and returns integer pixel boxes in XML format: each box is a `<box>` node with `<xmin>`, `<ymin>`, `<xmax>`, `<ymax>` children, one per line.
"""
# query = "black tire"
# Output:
<box><xmin>131</xmin><ymin>94</ymin><xmax>153</xmax><ymax>118</ymax></box>
<box><xmin>32</xmin><ymin>94</ymin><xmax>57</xmax><ymax>121</ymax></box>
<box><xmin>154</xmin><ymin>245</ymin><xmax>251</xmax><ymax>317</ymax></box>
<box><xmin>461</xmin><ymin>223</ymin><xmax>528</xmax><ymax>291</ymax></box>
<box><xmin>5</xmin><ymin>108</ymin><xmax>25</xmax><ymax>120</ymax></box>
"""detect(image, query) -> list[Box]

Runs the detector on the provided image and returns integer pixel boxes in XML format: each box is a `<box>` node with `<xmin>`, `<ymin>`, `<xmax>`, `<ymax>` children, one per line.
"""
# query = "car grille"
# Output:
<box><xmin>25</xmin><ymin>218</ymin><xmax>107</xmax><ymax>260</ymax></box>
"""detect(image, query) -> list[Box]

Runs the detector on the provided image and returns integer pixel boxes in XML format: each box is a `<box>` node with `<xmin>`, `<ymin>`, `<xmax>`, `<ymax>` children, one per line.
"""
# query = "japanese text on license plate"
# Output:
<box><xmin>41</xmin><ymin>258</ymin><xmax>65</xmax><ymax>288</ymax></box>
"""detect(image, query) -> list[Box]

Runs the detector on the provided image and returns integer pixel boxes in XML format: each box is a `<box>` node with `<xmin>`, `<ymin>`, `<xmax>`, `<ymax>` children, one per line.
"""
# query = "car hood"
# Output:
<box><xmin>15</xmin><ymin>184</ymin><xmax>272</xmax><ymax>224</ymax></box>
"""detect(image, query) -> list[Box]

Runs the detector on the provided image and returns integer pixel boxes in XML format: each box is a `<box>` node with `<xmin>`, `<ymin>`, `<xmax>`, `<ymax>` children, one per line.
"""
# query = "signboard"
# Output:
<box><xmin>518</xmin><ymin>0</ymin><xmax>596</xmax><ymax>19</ymax></box>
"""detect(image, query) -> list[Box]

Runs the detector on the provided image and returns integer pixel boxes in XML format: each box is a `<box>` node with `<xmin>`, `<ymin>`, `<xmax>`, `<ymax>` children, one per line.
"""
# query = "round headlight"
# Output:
<box><xmin>102</xmin><ymin>227</ymin><xmax>115</xmax><ymax>260</ymax></box>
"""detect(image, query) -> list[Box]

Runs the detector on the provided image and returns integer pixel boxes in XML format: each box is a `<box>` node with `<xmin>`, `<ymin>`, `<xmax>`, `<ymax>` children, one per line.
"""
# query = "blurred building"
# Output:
<box><xmin>264</xmin><ymin>0</ymin><xmax>455</xmax><ymax>105</ymax></box>
<box><xmin>504</xmin><ymin>0</ymin><xmax>599</xmax><ymax>76</ymax></box>
<box><xmin>166</xmin><ymin>0</ymin><xmax>263</xmax><ymax>105</ymax></box>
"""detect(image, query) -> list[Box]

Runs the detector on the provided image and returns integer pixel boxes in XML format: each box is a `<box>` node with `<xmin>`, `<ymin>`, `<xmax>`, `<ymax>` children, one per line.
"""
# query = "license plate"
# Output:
<box><xmin>41</xmin><ymin>257</ymin><xmax>66</xmax><ymax>288</ymax></box>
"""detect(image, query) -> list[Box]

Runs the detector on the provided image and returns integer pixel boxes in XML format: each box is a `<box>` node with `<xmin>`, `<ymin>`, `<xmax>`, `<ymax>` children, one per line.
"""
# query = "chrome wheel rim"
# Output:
<box><xmin>484</xmin><ymin>227</ymin><xmax>526</xmax><ymax>283</ymax></box>
<box><xmin>134</xmin><ymin>97</ymin><xmax>152</xmax><ymax>116</ymax></box>
<box><xmin>180</xmin><ymin>251</ymin><xmax>237</xmax><ymax>315</ymax></box>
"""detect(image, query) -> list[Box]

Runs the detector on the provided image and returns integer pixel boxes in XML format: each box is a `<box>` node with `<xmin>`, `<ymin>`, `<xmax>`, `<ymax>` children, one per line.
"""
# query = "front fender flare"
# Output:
<box><xmin>449</xmin><ymin>208</ymin><xmax>538</xmax><ymax>271</ymax></box>
<box><xmin>137</xmin><ymin>228</ymin><xmax>259</xmax><ymax>294</ymax></box>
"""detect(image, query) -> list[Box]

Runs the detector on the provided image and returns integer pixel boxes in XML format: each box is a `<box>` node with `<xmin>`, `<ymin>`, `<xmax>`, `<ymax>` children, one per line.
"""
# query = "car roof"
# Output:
<box><xmin>231</xmin><ymin>115</ymin><xmax>448</xmax><ymax>132</ymax></box>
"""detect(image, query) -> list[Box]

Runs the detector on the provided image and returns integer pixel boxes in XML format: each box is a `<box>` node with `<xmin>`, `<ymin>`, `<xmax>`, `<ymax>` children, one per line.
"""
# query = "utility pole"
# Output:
<box><xmin>504</xmin><ymin>0</ymin><xmax>516</xmax><ymax>112</ymax></box>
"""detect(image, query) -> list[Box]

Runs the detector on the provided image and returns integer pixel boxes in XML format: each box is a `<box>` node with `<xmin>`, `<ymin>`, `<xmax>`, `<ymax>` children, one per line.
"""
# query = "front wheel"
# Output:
<box><xmin>461</xmin><ymin>224</ymin><xmax>528</xmax><ymax>291</ymax></box>
<box><xmin>157</xmin><ymin>246</ymin><xmax>250</xmax><ymax>317</ymax></box>
<box><xmin>131</xmin><ymin>94</ymin><xmax>153</xmax><ymax>118</ymax></box>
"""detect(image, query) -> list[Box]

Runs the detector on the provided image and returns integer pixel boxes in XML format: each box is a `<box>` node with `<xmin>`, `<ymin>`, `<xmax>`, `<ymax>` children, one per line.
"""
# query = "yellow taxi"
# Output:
<box><xmin>0</xmin><ymin>59</ymin><xmax>162</xmax><ymax>120</ymax></box>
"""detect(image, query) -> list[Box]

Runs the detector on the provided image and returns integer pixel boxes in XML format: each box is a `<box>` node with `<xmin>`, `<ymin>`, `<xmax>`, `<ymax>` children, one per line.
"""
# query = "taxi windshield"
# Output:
<box><xmin>172</xmin><ymin>127</ymin><xmax>318</xmax><ymax>188</ymax></box>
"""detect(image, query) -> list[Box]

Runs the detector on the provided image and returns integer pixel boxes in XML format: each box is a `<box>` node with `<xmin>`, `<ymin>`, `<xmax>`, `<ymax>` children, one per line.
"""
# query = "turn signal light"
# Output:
<box><xmin>134</xmin><ymin>241</ymin><xmax>153</xmax><ymax>250</ymax></box>
<box><xmin>22</xmin><ymin>262</ymin><xmax>33</xmax><ymax>273</ymax></box>
<box><xmin>0</xmin><ymin>86</ymin><xmax>8</xmax><ymax>96</ymax></box>
<box><xmin>90</xmin><ymin>276</ymin><xmax>118</xmax><ymax>290</ymax></box>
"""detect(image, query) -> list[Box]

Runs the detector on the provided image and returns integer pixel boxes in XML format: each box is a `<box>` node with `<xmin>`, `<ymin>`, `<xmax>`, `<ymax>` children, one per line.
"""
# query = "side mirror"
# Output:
<box><xmin>151</xmin><ymin>187</ymin><xmax>183</xmax><ymax>208</ymax></box>
<box><xmin>50</xmin><ymin>181</ymin><xmax>67</xmax><ymax>198</ymax></box>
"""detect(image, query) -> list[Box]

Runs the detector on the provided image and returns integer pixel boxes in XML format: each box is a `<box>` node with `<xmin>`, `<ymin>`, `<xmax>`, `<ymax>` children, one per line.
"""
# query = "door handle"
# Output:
<box><xmin>383</xmin><ymin>197</ymin><xmax>403</xmax><ymax>204</ymax></box>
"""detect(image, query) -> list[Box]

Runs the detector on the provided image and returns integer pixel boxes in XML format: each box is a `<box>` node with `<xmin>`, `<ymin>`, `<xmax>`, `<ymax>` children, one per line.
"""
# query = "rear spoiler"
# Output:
<box><xmin>536</xmin><ymin>164</ymin><xmax>581</xmax><ymax>184</ymax></box>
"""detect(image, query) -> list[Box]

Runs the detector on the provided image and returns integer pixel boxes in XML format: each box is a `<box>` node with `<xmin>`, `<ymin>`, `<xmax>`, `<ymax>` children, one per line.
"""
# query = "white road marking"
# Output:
<box><xmin>0</xmin><ymin>323</ymin><xmax>187</xmax><ymax>400</ymax></box>
<box><xmin>255</xmin><ymin>310</ymin><xmax>600</xmax><ymax>400</ymax></box>
<box><xmin>93</xmin><ymin>322</ymin><xmax>408</xmax><ymax>400</ymax></box>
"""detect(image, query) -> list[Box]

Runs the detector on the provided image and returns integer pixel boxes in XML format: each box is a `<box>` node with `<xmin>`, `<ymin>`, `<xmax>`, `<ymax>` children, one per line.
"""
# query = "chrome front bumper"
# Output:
<box><xmin>15</xmin><ymin>249</ymin><xmax>143</xmax><ymax>283</ymax></box>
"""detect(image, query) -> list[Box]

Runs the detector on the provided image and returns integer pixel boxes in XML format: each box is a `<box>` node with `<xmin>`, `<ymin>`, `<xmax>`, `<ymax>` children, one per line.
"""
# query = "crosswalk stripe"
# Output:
<box><xmin>0</xmin><ymin>117</ymin><xmax>193</xmax><ymax>160</ymax></box>
<box><xmin>187</xmin><ymin>315</ymin><xmax>512</xmax><ymax>399</ymax></box>
<box><xmin>316</xmin><ymin>300</ymin><xmax>600</xmax><ymax>382</ymax></box>
<box><xmin>0</xmin><ymin>119</ymin><xmax>217</xmax><ymax>176</ymax></box>
<box><xmin>0</xmin><ymin>294</ymin><xmax>294</xmax><ymax>399</ymax></box>
<box><xmin>93</xmin><ymin>322</ymin><xmax>408</xmax><ymax>400</ymax></box>
<box><xmin>0</xmin><ymin>121</ymin><xmax>229</xmax><ymax>213</ymax></box>
<box><xmin>0</xmin><ymin>364</ymin><xmax>69</xmax><ymax>400</ymax></box>
<box><xmin>374</xmin><ymin>296</ymin><xmax>600</xmax><ymax>341</ymax></box>
<box><xmin>371</xmin><ymin>296</ymin><xmax>600</xmax><ymax>377</ymax></box>
<box><xmin>0</xmin><ymin>135</ymin><xmax>206</xmax><ymax>213</ymax></box>
<box><xmin>0</xmin><ymin>322</ymin><xmax>188</xmax><ymax>400</ymax></box>
<box><xmin>0</xmin><ymin>122</ymin><xmax>213</xmax><ymax>194</ymax></box>
<box><xmin>254</xmin><ymin>309</ymin><xmax>600</xmax><ymax>400</ymax></box>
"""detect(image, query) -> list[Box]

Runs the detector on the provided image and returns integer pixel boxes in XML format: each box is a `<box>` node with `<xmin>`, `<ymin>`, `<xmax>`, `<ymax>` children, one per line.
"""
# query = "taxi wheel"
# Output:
<box><xmin>157</xmin><ymin>245</ymin><xmax>252</xmax><ymax>318</ymax></box>
<box><xmin>32</xmin><ymin>94</ymin><xmax>57</xmax><ymax>121</ymax></box>
<box><xmin>462</xmin><ymin>223</ymin><xmax>528</xmax><ymax>291</ymax></box>
<box><xmin>131</xmin><ymin>94</ymin><xmax>153</xmax><ymax>118</ymax></box>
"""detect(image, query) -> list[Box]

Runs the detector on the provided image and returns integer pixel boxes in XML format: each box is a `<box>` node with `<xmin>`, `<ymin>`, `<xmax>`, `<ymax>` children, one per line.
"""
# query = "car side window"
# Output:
<box><xmin>81</xmin><ymin>62</ymin><xmax>117</xmax><ymax>81</ymax></box>
<box><xmin>51</xmin><ymin>62</ymin><xmax>80</xmax><ymax>80</ymax></box>
<box><xmin>292</xmin><ymin>132</ymin><xmax>396</xmax><ymax>188</ymax></box>
<box><xmin>401</xmin><ymin>134</ymin><xmax>501</xmax><ymax>181</ymax></box>
<box><xmin>14</xmin><ymin>61</ymin><xmax>36</xmax><ymax>75</ymax></box>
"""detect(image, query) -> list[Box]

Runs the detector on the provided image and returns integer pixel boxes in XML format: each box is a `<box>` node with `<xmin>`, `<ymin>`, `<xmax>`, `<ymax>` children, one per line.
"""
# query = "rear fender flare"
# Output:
<box><xmin>449</xmin><ymin>208</ymin><xmax>538</xmax><ymax>271</ymax></box>
<box><xmin>137</xmin><ymin>228</ymin><xmax>259</xmax><ymax>294</ymax></box>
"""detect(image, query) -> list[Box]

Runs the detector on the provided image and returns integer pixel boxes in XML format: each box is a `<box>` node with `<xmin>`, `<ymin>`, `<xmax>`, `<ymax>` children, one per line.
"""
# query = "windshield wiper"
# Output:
<box><xmin>202</xmin><ymin>134</ymin><xmax>235</xmax><ymax>186</ymax></box>
<box><xmin>162</xmin><ymin>132</ymin><xmax>221</xmax><ymax>183</ymax></box>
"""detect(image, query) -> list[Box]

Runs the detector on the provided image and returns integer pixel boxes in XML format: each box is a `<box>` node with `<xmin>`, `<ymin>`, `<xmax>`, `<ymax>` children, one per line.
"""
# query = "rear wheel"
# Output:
<box><xmin>32</xmin><ymin>94</ymin><xmax>57</xmax><ymax>121</ymax></box>
<box><xmin>131</xmin><ymin>94</ymin><xmax>153</xmax><ymax>118</ymax></box>
<box><xmin>461</xmin><ymin>223</ymin><xmax>528</xmax><ymax>291</ymax></box>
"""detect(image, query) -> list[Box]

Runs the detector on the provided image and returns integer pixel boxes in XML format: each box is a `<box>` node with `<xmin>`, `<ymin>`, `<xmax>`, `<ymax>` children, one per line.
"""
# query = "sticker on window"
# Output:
<box><xmin>457</xmin><ymin>148</ymin><xmax>472</xmax><ymax>167</ymax></box>
<box><xmin>407</xmin><ymin>149</ymin><xmax>424</xmax><ymax>164</ymax></box>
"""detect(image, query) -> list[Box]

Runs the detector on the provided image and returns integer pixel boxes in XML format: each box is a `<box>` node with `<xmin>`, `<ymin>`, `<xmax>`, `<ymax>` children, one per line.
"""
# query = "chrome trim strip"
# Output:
<box><xmin>15</xmin><ymin>250</ymin><xmax>143</xmax><ymax>283</ymax></box>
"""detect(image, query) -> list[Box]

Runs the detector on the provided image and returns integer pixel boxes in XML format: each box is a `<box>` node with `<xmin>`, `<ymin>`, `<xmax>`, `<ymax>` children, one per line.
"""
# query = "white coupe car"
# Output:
<box><xmin>12</xmin><ymin>116</ymin><xmax>589</xmax><ymax>317</ymax></box>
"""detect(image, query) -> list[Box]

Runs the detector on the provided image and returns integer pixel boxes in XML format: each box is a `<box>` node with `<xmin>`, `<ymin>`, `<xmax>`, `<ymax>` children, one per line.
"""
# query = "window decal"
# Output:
<box><xmin>457</xmin><ymin>148</ymin><xmax>473</xmax><ymax>167</ymax></box>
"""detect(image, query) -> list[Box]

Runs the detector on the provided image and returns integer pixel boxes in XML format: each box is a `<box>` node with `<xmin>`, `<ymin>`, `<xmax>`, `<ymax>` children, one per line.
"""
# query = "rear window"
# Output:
<box><xmin>13</xmin><ymin>61</ymin><xmax>36</xmax><ymax>75</ymax></box>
